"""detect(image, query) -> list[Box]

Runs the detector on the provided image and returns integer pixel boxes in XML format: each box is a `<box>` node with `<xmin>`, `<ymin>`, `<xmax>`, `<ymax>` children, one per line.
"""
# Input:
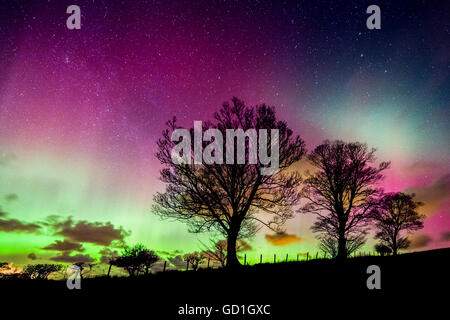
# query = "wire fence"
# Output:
<box><xmin>172</xmin><ymin>250</ymin><xmax>385</xmax><ymax>272</ymax></box>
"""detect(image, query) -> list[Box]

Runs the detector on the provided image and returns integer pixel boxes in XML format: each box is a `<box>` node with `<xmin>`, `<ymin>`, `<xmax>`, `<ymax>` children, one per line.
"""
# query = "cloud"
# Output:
<box><xmin>237</xmin><ymin>239</ymin><xmax>252</xmax><ymax>251</ymax></box>
<box><xmin>151</xmin><ymin>259</ymin><xmax>168</xmax><ymax>272</ymax></box>
<box><xmin>0</xmin><ymin>217</ymin><xmax>41</xmax><ymax>233</ymax></box>
<box><xmin>404</xmin><ymin>173</ymin><xmax>450</xmax><ymax>216</ymax></box>
<box><xmin>99</xmin><ymin>247</ymin><xmax>119</xmax><ymax>264</ymax></box>
<box><xmin>50</xmin><ymin>252</ymin><xmax>94</xmax><ymax>264</ymax></box>
<box><xmin>157</xmin><ymin>250</ymin><xmax>172</xmax><ymax>256</ymax></box>
<box><xmin>4</xmin><ymin>194</ymin><xmax>18</xmax><ymax>202</ymax></box>
<box><xmin>46</xmin><ymin>216</ymin><xmax>130</xmax><ymax>246</ymax></box>
<box><xmin>168</xmin><ymin>255</ymin><xmax>186</xmax><ymax>269</ymax></box>
<box><xmin>409</xmin><ymin>234</ymin><xmax>432</xmax><ymax>249</ymax></box>
<box><xmin>265</xmin><ymin>232</ymin><xmax>303</xmax><ymax>246</ymax></box>
<box><xmin>42</xmin><ymin>240</ymin><xmax>84</xmax><ymax>253</ymax></box>
<box><xmin>27</xmin><ymin>253</ymin><xmax>37</xmax><ymax>260</ymax></box>
<box><xmin>404</xmin><ymin>161</ymin><xmax>441</xmax><ymax>176</ymax></box>
<box><xmin>441</xmin><ymin>231</ymin><xmax>450</xmax><ymax>242</ymax></box>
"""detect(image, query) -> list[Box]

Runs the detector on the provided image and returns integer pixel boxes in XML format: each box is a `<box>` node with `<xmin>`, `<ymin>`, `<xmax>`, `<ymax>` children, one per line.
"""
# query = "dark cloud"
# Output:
<box><xmin>405</xmin><ymin>161</ymin><xmax>441</xmax><ymax>176</ymax></box>
<box><xmin>0</xmin><ymin>217</ymin><xmax>41</xmax><ymax>233</ymax></box>
<box><xmin>156</xmin><ymin>249</ymin><xmax>183</xmax><ymax>257</ymax></box>
<box><xmin>168</xmin><ymin>255</ymin><xmax>185</xmax><ymax>269</ymax></box>
<box><xmin>404</xmin><ymin>173</ymin><xmax>450</xmax><ymax>216</ymax></box>
<box><xmin>441</xmin><ymin>231</ymin><xmax>450</xmax><ymax>241</ymax></box>
<box><xmin>151</xmin><ymin>259</ymin><xmax>168</xmax><ymax>272</ymax></box>
<box><xmin>50</xmin><ymin>252</ymin><xmax>94</xmax><ymax>264</ymax></box>
<box><xmin>27</xmin><ymin>253</ymin><xmax>37</xmax><ymax>260</ymax></box>
<box><xmin>47</xmin><ymin>216</ymin><xmax>130</xmax><ymax>246</ymax></box>
<box><xmin>109</xmin><ymin>239</ymin><xmax>128</xmax><ymax>249</ymax></box>
<box><xmin>4</xmin><ymin>193</ymin><xmax>18</xmax><ymax>202</ymax></box>
<box><xmin>42</xmin><ymin>240</ymin><xmax>84</xmax><ymax>253</ymax></box>
<box><xmin>409</xmin><ymin>234</ymin><xmax>432</xmax><ymax>249</ymax></box>
<box><xmin>265</xmin><ymin>232</ymin><xmax>303</xmax><ymax>246</ymax></box>
<box><xmin>237</xmin><ymin>239</ymin><xmax>252</xmax><ymax>251</ymax></box>
<box><xmin>99</xmin><ymin>247</ymin><xmax>119</xmax><ymax>264</ymax></box>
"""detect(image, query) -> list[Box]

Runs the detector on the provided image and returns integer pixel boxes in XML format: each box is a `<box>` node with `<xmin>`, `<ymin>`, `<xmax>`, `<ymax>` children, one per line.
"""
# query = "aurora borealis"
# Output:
<box><xmin>0</xmin><ymin>0</ymin><xmax>449</xmax><ymax>269</ymax></box>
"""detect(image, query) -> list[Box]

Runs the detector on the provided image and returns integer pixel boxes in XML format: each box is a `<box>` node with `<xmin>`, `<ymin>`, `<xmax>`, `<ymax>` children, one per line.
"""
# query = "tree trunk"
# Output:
<box><xmin>226</xmin><ymin>228</ymin><xmax>241</xmax><ymax>269</ymax></box>
<box><xmin>107</xmin><ymin>263</ymin><xmax>112</xmax><ymax>277</ymax></box>
<box><xmin>392</xmin><ymin>232</ymin><xmax>398</xmax><ymax>256</ymax></box>
<box><xmin>337</xmin><ymin>228</ymin><xmax>347</xmax><ymax>260</ymax></box>
<box><xmin>392</xmin><ymin>242</ymin><xmax>398</xmax><ymax>256</ymax></box>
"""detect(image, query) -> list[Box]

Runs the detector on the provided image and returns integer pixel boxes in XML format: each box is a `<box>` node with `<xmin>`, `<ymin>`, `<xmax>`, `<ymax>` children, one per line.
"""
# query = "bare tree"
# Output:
<box><xmin>300</xmin><ymin>140</ymin><xmax>390</xmax><ymax>260</ymax></box>
<box><xmin>154</xmin><ymin>98</ymin><xmax>305</xmax><ymax>268</ymax></box>
<box><xmin>22</xmin><ymin>264</ymin><xmax>62</xmax><ymax>280</ymax></box>
<box><xmin>183</xmin><ymin>252</ymin><xmax>205</xmax><ymax>271</ymax></box>
<box><xmin>371</xmin><ymin>192</ymin><xmax>424</xmax><ymax>255</ymax></box>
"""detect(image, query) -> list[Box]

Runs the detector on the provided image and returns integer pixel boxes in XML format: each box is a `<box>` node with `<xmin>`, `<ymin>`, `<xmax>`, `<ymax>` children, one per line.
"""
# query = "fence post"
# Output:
<box><xmin>315</xmin><ymin>252</ymin><xmax>318</xmax><ymax>259</ymax></box>
<box><xmin>297</xmin><ymin>253</ymin><xmax>299</xmax><ymax>262</ymax></box>
<box><xmin>186</xmin><ymin>261</ymin><xmax>189</xmax><ymax>271</ymax></box>
<box><xmin>260</xmin><ymin>254</ymin><xmax>262</xmax><ymax>264</ymax></box>
<box><xmin>244</xmin><ymin>254</ymin><xmax>247</xmax><ymax>266</ymax></box>
<box><xmin>306</xmin><ymin>252</ymin><xmax>309</xmax><ymax>261</ymax></box>
<box><xmin>274</xmin><ymin>254</ymin><xmax>276</xmax><ymax>264</ymax></box>
<box><xmin>286</xmin><ymin>253</ymin><xmax>288</xmax><ymax>262</ymax></box>
<box><xmin>163</xmin><ymin>261</ymin><xmax>167</xmax><ymax>272</ymax></box>
<box><xmin>207</xmin><ymin>258</ymin><xmax>210</xmax><ymax>268</ymax></box>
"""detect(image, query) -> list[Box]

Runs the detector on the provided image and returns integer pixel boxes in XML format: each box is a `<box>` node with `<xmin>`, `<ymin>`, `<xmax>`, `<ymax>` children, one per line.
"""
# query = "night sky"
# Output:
<box><xmin>0</xmin><ymin>0</ymin><xmax>449</xmax><ymax>269</ymax></box>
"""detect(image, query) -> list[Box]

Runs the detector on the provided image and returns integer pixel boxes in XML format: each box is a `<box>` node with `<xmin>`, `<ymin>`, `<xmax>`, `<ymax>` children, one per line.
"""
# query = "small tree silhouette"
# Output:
<box><xmin>201</xmin><ymin>238</ymin><xmax>251</xmax><ymax>267</ymax></box>
<box><xmin>183</xmin><ymin>252</ymin><xmax>205</xmax><ymax>271</ymax></box>
<box><xmin>112</xmin><ymin>244</ymin><xmax>159</xmax><ymax>276</ymax></box>
<box><xmin>374</xmin><ymin>244</ymin><xmax>392</xmax><ymax>256</ymax></box>
<box><xmin>371</xmin><ymin>192</ymin><xmax>425</xmax><ymax>255</ymax></box>
<box><xmin>22</xmin><ymin>264</ymin><xmax>62</xmax><ymax>280</ymax></box>
<box><xmin>201</xmin><ymin>239</ymin><xmax>227</xmax><ymax>267</ymax></box>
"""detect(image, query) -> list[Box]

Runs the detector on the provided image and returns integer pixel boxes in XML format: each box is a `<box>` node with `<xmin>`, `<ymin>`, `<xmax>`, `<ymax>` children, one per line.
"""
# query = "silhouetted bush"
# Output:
<box><xmin>22</xmin><ymin>264</ymin><xmax>62</xmax><ymax>280</ymax></box>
